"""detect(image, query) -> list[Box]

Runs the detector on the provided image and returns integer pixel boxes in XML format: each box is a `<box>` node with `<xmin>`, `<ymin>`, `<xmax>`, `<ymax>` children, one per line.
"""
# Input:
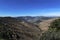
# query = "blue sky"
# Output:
<box><xmin>0</xmin><ymin>0</ymin><xmax>60</xmax><ymax>17</ymax></box>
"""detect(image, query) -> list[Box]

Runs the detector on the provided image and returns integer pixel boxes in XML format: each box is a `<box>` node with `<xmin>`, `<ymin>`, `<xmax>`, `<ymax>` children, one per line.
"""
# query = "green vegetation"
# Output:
<box><xmin>40</xmin><ymin>19</ymin><xmax>60</xmax><ymax>40</ymax></box>
<box><xmin>1</xmin><ymin>17</ymin><xmax>59</xmax><ymax>40</ymax></box>
<box><xmin>0</xmin><ymin>17</ymin><xmax>41</xmax><ymax>40</ymax></box>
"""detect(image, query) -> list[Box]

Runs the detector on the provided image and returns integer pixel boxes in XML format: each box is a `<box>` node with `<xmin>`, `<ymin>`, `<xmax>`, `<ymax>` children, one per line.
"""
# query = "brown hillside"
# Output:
<box><xmin>0</xmin><ymin>17</ymin><xmax>41</xmax><ymax>40</ymax></box>
<box><xmin>38</xmin><ymin>18</ymin><xmax>58</xmax><ymax>32</ymax></box>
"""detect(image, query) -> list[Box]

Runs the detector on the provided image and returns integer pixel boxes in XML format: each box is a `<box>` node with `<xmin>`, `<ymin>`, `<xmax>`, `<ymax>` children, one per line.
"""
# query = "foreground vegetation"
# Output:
<box><xmin>40</xmin><ymin>19</ymin><xmax>60</xmax><ymax>40</ymax></box>
<box><xmin>0</xmin><ymin>17</ymin><xmax>60</xmax><ymax>40</ymax></box>
<box><xmin>0</xmin><ymin>17</ymin><xmax>41</xmax><ymax>40</ymax></box>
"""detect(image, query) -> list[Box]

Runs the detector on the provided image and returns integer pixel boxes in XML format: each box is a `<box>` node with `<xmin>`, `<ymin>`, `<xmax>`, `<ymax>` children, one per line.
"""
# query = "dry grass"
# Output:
<box><xmin>38</xmin><ymin>18</ymin><xmax>58</xmax><ymax>32</ymax></box>
<box><xmin>0</xmin><ymin>17</ymin><xmax>41</xmax><ymax>40</ymax></box>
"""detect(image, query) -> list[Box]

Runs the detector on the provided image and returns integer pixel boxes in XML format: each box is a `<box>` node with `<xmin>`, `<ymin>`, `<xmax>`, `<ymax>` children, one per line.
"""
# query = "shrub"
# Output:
<box><xmin>40</xmin><ymin>19</ymin><xmax>60</xmax><ymax>40</ymax></box>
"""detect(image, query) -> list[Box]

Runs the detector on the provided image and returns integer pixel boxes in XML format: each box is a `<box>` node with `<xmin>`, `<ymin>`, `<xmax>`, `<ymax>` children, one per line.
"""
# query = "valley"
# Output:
<box><xmin>0</xmin><ymin>16</ymin><xmax>60</xmax><ymax>40</ymax></box>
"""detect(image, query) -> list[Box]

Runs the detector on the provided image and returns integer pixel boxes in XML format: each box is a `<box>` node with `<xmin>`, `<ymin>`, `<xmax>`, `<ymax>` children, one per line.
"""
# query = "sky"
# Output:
<box><xmin>0</xmin><ymin>0</ymin><xmax>60</xmax><ymax>17</ymax></box>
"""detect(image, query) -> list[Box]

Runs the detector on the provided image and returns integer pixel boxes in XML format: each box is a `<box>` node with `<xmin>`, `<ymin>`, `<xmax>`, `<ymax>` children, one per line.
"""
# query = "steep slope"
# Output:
<box><xmin>38</xmin><ymin>18</ymin><xmax>58</xmax><ymax>32</ymax></box>
<box><xmin>0</xmin><ymin>17</ymin><xmax>41</xmax><ymax>40</ymax></box>
<box><xmin>40</xmin><ymin>18</ymin><xmax>60</xmax><ymax>40</ymax></box>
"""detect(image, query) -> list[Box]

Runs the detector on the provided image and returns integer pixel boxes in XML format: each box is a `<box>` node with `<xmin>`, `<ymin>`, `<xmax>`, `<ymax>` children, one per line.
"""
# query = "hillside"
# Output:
<box><xmin>0</xmin><ymin>17</ymin><xmax>60</xmax><ymax>40</ymax></box>
<box><xmin>0</xmin><ymin>17</ymin><xmax>41</xmax><ymax>40</ymax></box>
<box><xmin>38</xmin><ymin>18</ymin><xmax>58</xmax><ymax>32</ymax></box>
<box><xmin>40</xmin><ymin>18</ymin><xmax>60</xmax><ymax>40</ymax></box>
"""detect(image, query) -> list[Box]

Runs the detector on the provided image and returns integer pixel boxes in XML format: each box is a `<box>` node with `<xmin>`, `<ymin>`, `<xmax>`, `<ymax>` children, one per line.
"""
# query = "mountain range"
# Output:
<box><xmin>0</xmin><ymin>16</ymin><xmax>60</xmax><ymax>40</ymax></box>
<box><xmin>15</xmin><ymin>16</ymin><xmax>57</xmax><ymax>24</ymax></box>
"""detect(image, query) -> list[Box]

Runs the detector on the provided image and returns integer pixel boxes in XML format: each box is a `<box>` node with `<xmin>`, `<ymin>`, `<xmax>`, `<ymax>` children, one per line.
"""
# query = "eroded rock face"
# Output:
<box><xmin>0</xmin><ymin>17</ymin><xmax>41</xmax><ymax>40</ymax></box>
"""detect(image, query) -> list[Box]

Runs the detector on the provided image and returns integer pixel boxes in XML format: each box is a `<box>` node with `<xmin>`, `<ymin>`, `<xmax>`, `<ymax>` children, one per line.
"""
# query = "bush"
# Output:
<box><xmin>50</xmin><ymin>19</ymin><xmax>60</xmax><ymax>29</ymax></box>
<box><xmin>40</xmin><ymin>19</ymin><xmax>60</xmax><ymax>40</ymax></box>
